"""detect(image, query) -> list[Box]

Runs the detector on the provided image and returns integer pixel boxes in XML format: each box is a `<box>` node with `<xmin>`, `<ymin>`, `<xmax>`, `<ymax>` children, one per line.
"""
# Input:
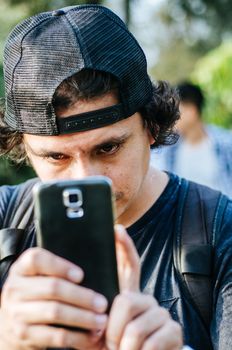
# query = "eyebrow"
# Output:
<box><xmin>24</xmin><ymin>132</ymin><xmax>131</xmax><ymax>157</ymax></box>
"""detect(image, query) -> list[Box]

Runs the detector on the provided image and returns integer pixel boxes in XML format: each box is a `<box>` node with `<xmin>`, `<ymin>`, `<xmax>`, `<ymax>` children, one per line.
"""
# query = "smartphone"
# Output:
<box><xmin>33</xmin><ymin>176</ymin><xmax>119</xmax><ymax>310</ymax></box>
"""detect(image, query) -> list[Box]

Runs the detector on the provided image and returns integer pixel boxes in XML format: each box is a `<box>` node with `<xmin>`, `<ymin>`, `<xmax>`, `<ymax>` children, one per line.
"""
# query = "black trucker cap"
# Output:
<box><xmin>3</xmin><ymin>5</ymin><xmax>153</xmax><ymax>135</ymax></box>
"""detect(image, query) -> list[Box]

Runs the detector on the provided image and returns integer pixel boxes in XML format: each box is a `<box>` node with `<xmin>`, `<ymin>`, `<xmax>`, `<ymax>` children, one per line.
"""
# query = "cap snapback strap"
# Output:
<box><xmin>57</xmin><ymin>103</ymin><xmax>130</xmax><ymax>134</ymax></box>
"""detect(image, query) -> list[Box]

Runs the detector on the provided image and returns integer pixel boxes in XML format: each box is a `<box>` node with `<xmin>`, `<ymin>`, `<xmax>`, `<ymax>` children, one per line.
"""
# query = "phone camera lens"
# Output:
<box><xmin>63</xmin><ymin>188</ymin><xmax>83</xmax><ymax>208</ymax></box>
<box><xmin>69</xmin><ymin>194</ymin><xmax>79</xmax><ymax>203</ymax></box>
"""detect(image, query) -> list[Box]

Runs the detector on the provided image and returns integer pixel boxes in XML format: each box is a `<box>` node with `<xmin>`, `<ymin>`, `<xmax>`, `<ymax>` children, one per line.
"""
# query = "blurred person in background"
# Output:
<box><xmin>151</xmin><ymin>81</ymin><xmax>232</xmax><ymax>197</ymax></box>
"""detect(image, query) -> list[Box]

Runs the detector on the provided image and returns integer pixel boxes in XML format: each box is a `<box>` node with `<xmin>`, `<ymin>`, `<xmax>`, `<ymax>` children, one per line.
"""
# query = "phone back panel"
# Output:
<box><xmin>34</xmin><ymin>177</ymin><xmax>119</xmax><ymax>308</ymax></box>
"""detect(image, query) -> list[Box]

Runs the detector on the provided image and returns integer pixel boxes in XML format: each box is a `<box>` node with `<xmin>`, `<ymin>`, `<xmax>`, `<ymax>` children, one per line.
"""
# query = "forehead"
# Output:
<box><xmin>23</xmin><ymin>92</ymin><xmax>144</xmax><ymax>151</ymax></box>
<box><xmin>179</xmin><ymin>101</ymin><xmax>198</xmax><ymax>113</ymax></box>
<box><xmin>23</xmin><ymin>92</ymin><xmax>146</xmax><ymax>152</ymax></box>
<box><xmin>23</xmin><ymin>112</ymin><xmax>143</xmax><ymax>152</ymax></box>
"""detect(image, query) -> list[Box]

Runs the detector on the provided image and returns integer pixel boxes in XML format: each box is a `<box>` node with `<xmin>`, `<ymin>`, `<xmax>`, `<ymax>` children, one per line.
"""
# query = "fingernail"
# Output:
<box><xmin>115</xmin><ymin>224</ymin><xmax>126</xmax><ymax>239</ymax></box>
<box><xmin>115</xmin><ymin>224</ymin><xmax>125</xmax><ymax>233</ymax></box>
<box><xmin>93</xmin><ymin>295</ymin><xmax>108</xmax><ymax>312</ymax></box>
<box><xmin>68</xmin><ymin>268</ymin><xmax>83</xmax><ymax>282</ymax></box>
<box><xmin>95</xmin><ymin>314</ymin><xmax>107</xmax><ymax>327</ymax></box>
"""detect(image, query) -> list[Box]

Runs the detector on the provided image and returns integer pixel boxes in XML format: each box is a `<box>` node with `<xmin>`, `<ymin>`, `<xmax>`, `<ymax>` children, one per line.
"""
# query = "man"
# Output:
<box><xmin>0</xmin><ymin>5</ymin><xmax>231</xmax><ymax>350</ymax></box>
<box><xmin>151</xmin><ymin>81</ymin><xmax>232</xmax><ymax>197</ymax></box>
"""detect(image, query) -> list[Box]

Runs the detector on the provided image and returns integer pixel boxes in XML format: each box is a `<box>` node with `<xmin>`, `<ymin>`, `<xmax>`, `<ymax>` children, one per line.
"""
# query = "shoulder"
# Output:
<box><xmin>182</xmin><ymin>179</ymin><xmax>224</xmax><ymax>209</ymax></box>
<box><xmin>207</xmin><ymin>124</ymin><xmax>232</xmax><ymax>145</ymax></box>
<box><xmin>190</xmin><ymin>182</ymin><xmax>232</xmax><ymax>253</ymax></box>
<box><xmin>0</xmin><ymin>178</ymin><xmax>39</xmax><ymax>227</ymax></box>
<box><xmin>214</xmin><ymin>196</ymin><xmax>232</xmax><ymax>246</ymax></box>
<box><xmin>0</xmin><ymin>183</ymin><xmax>18</xmax><ymax>222</ymax></box>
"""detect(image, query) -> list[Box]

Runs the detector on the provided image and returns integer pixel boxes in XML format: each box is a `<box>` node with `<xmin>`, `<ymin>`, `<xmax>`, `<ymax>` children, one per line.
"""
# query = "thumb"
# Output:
<box><xmin>114</xmin><ymin>224</ymin><xmax>140</xmax><ymax>292</ymax></box>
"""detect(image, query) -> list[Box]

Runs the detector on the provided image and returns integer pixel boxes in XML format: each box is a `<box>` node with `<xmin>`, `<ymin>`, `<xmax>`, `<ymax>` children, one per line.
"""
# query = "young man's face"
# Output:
<box><xmin>23</xmin><ymin>93</ymin><xmax>154</xmax><ymax>226</ymax></box>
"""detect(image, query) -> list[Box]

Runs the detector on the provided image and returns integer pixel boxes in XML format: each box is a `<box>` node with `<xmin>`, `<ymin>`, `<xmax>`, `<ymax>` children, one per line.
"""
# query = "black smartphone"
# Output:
<box><xmin>33</xmin><ymin>176</ymin><xmax>119</xmax><ymax>310</ymax></box>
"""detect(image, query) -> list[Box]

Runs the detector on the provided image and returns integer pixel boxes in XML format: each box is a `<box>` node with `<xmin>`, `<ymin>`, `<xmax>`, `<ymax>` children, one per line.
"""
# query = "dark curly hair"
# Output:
<box><xmin>177</xmin><ymin>81</ymin><xmax>205</xmax><ymax>115</ymax></box>
<box><xmin>0</xmin><ymin>69</ymin><xmax>180</xmax><ymax>164</ymax></box>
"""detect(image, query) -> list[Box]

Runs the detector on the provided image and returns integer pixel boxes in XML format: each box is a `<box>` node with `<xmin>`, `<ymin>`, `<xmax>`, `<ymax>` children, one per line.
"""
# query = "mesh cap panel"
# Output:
<box><xmin>3</xmin><ymin>5</ymin><xmax>152</xmax><ymax>135</ymax></box>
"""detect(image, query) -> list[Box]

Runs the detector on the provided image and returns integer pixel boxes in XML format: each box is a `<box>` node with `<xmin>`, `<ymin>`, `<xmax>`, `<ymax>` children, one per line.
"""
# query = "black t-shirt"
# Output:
<box><xmin>127</xmin><ymin>173</ymin><xmax>220</xmax><ymax>349</ymax></box>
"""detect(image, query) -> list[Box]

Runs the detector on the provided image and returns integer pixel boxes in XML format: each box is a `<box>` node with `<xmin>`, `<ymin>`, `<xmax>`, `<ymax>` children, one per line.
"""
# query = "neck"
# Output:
<box><xmin>117</xmin><ymin>168</ymin><xmax>169</xmax><ymax>228</ymax></box>
<box><xmin>183</xmin><ymin>121</ymin><xmax>207</xmax><ymax>144</ymax></box>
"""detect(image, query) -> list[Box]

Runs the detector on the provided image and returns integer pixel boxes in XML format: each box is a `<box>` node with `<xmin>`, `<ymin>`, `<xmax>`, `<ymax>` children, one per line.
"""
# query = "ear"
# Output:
<box><xmin>148</xmin><ymin>129</ymin><xmax>155</xmax><ymax>146</ymax></box>
<box><xmin>140</xmin><ymin>114</ymin><xmax>156</xmax><ymax>146</ymax></box>
<box><xmin>145</xmin><ymin>124</ymin><xmax>156</xmax><ymax>146</ymax></box>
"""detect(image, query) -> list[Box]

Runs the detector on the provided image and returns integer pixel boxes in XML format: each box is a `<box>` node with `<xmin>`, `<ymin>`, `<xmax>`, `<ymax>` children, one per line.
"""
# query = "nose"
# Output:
<box><xmin>69</xmin><ymin>159</ymin><xmax>100</xmax><ymax>179</ymax></box>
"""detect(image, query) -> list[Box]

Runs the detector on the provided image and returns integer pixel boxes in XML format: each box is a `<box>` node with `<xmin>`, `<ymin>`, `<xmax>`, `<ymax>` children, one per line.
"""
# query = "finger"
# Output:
<box><xmin>4</xmin><ymin>275</ymin><xmax>107</xmax><ymax>313</ymax></box>
<box><xmin>9</xmin><ymin>247</ymin><xmax>83</xmax><ymax>283</ymax></box>
<box><xmin>119</xmin><ymin>306</ymin><xmax>171</xmax><ymax>350</ymax></box>
<box><xmin>12</xmin><ymin>323</ymin><xmax>104</xmax><ymax>349</ymax></box>
<box><xmin>12</xmin><ymin>301</ymin><xmax>108</xmax><ymax>331</ymax></box>
<box><xmin>106</xmin><ymin>292</ymin><xmax>156</xmax><ymax>350</ymax></box>
<box><xmin>141</xmin><ymin>320</ymin><xmax>183</xmax><ymax>350</ymax></box>
<box><xmin>114</xmin><ymin>225</ymin><xmax>140</xmax><ymax>292</ymax></box>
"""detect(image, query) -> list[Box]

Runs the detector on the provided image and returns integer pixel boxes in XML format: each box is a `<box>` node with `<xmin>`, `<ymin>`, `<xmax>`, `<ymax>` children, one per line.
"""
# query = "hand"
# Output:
<box><xmin>105</xmin><ymin>225</ymin><xmax>183</xmax><ymax>350</ymax></box>
<box><xmin>0</xmin><ymin>247</ymin><xmax>108</xmax><ymax>350</ymax></box>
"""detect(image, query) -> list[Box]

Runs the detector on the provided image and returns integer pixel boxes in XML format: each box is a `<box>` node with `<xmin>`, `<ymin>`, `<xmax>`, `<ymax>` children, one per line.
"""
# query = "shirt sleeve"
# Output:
<box><xmin>211</xmin><ymin>199</ymin><xmax>232</xmax><ymax>349</ymax></box>
<box><xmin>0</xmin><ymin>184</ymin><xmax>17</xmax><ymax>227</ymax></box>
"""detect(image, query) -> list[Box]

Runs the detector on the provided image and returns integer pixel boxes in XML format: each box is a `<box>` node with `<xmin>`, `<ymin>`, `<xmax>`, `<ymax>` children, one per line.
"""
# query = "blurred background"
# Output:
<box><xmin>1</xmin><ymin>0</ymin><xmax>232</xmax><ymax>184</ymax></box>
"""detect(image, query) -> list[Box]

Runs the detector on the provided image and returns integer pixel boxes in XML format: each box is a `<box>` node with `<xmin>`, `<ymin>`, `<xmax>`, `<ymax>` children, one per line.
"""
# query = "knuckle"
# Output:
<box><xmin>85</xmin><ymin>288</ymin><xmax>97</xmax><ymax>304</ymax></box>
<box><xmin>55</xmin><ymin>328</ymin><xmax>68</xmax><ymax>347</ymax></box>
<box><xmin>13</xmin><ymin>307</ymin><xmax>25</xmax><ymax>322</ymax></box>
<box><xmin>157</xmin><ymin>306</ymin><xmax>170</xmax><ymax>320</ymax></box>
<box><xmin>2</xmin><ymin>279</ymin><xmax>16</xmax><ymax>298</ymax></box>
<box><xmin>47</xmin><ymin>302</ymin><xmax>62</xmax><ymax>321</ymax></box>
<box><xmin>21</xmin><ymin>247</ymin><xmax>41</xmax><ymax>269</ymax></box>
<box><xmin>48</xmin><ymin>278</ymin><xmax>60</xmax><ymax>297</ymax></box>
<box><xmin>125</xmin><ymin>323</ymin><xmax>143</xmax><ymax>339</ymax></box>
<box><xmin>169</xmin><ymin>319</ymin><xmax>182</xmax><ymax>335</ymax></box>
<box><xmin>14</xmin><ymin>322</ymin><xmax>28</xmax><ymax>340</ymax></box>
<box><xmin>146</xmin><ymin>294</ymin><xmax>157</xmax><ymax>305</ymax></box>
<box><xmin>115</xmin><ymin>293</ymin><xmax>134</xmax><ymax>314</ymax></box>
<box><xmin>87</xmin><ymin>313</ymin><xmax>102</xmax><ymax>328</ymax></box>
<box><xmin>144</xmin><ymin>332</ymin><xmax>170</xmax><ymax>350</ymax></box>
<box><xmin>143</xmin><ymin>337</ymin><xmax>158</xmax><ymax>350</ymax></box>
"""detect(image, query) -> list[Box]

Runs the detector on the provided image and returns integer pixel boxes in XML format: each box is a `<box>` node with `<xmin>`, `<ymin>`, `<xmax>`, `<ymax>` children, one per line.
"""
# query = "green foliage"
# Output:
<box><xmin>192</xmin><ymin>41</ymin><xmax>232</xmax><ymax>128</ymax></box>
<box><xmin>150</xmin><ymin>38</ymin><xmax>201</xmax><ymax>83</ymax></box>
<box><xmin>0</xmin><ymin>158</ymin><xmax>36</xmax><ymax>185</ymax></box>
<box><xmin>8</xmin><ymin>0</ymin><xmax>102</xmax><ymax>16</ymax></box>
<box><xmin>171</xmin><ymin>0</ymin><xmax>232</xmax><ymax>30</ymax></box>
<box><xmin>167</xmin><ymin>0</ymin><xmax>232</xmax><ymax>46</ymax></box>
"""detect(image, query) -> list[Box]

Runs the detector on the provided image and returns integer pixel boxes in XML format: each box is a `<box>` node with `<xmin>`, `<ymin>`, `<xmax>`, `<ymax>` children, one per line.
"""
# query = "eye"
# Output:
<box><xmin>45</xmin><ymin>153</ymin><xmax>69</xmax><ymax>162</ymax></box>
<box><xmin>97</xmin><ymin>143</ymin><xmax>120</xmax><ymax>155</ymax></box>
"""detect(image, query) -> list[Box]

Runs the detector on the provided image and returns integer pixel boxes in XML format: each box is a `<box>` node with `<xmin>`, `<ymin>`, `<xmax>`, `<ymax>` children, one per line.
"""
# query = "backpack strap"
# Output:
<box><xmin>0</xmin><ymin>178</ymin><xmax>38</xmax><ymax>288</ymax></box>
<box><xmin>173</xmin><ymin>178</ymin><xmax>227</xmax><ymax>328</ymax></box>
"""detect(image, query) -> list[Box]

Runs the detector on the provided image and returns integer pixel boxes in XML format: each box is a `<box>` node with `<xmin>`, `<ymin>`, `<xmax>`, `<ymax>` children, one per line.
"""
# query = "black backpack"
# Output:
<box><xmin>0</xmin><ymin>177</ymin><xmax>228</xmax><ymax>329</ymax></box>
<box><xmin>173</xmin><ymin>179</ymin><xmax>227</xmax><ymax>329</ymax></box>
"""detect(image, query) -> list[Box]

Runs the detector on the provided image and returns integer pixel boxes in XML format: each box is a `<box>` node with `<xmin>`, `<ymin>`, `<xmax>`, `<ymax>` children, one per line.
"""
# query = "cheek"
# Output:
<box><xmin>109</xmin><ymin>164</ymin><xmax>144</xmax><ymax>204</ymax></box>
<box><xmin>27</xmin><ymin>157</ymin><xmax>44</xmax><ymax>179</ymax></box>
<box><xmin>28</xmin><ymin>158</ymin><xmax>58</xmax><ymax>181</ymax></box>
